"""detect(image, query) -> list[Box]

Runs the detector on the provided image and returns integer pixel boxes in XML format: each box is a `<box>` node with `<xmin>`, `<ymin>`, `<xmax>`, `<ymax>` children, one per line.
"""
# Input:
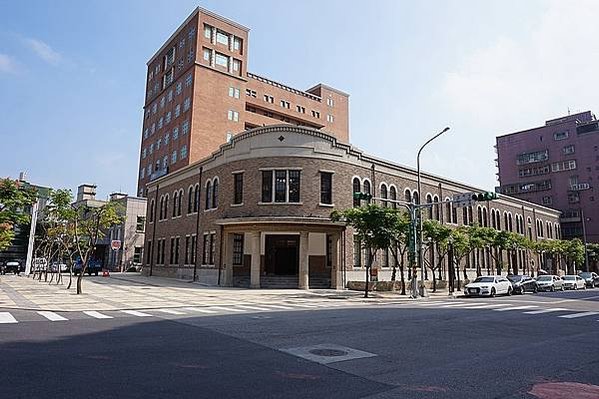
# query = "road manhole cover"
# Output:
<box><xmin>309</xmin><ymin>349</ymin><xmax>348</xmax><ymax>357</ymax></box>
<box><xmin>282</xmin><ymin>344</ymin><xmax>376</xmax><ymax>364</ymax></box>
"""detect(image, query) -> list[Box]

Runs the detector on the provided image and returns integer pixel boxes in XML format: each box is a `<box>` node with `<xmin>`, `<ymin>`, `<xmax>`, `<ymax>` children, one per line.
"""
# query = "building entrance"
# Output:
<box><xmin>265</xmin><ymin>235</ymin><xmax>299</xmax><ymax>276</ymax></box>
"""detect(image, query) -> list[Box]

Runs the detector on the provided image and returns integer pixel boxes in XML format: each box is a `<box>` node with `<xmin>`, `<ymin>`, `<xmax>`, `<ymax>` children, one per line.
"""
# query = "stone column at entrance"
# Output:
<box><xmin>299</xmin><ymin>231</ymin><xmax>309</xmax><ymax>289</ymax></box>
<box><xmin>249</xmin><ymin>231</ymin><xmax>261</xmax><ymax>289</ymax></box>
<box><xmin>330</xmin><ymin>233</ymin><xmax>343</xmax><ymax>290</ymax></box>
<box><xmin>222</xmin><ymin>233</ymin><xmax>235</xmax><ymax>286</ymax></box>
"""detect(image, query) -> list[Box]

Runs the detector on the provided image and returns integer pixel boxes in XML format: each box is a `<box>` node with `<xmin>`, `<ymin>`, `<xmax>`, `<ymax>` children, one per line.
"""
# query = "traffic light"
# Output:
<box><xmin>353</xmin><ymin>192</ymin><xmax>373</xmax><ymax>201</ymax></box>
<box><xmin>471</xmin><ymin>192</ymin><xmax>498</xmax><ymax>202</ymax></box>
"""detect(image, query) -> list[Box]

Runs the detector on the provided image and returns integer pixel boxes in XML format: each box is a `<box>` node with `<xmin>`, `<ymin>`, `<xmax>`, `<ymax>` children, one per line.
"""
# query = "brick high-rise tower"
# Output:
<box><xmin>137</xmin><ymin>7</ymin><xmax>350</xmax><ymax>196</ymax></box>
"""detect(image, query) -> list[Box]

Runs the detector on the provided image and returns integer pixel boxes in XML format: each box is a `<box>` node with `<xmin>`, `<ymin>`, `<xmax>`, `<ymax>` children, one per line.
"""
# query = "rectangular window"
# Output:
<box><xmin>232</xmin><ymin>59</ymin><xmax>241</xmax><ymax>73</ymax></box>
<box><xmin>210</xmin><ymin>233</ymin><xmax>215</xmax><ymax>264</ymax></box>
<box><xmin>280</xmin><ymin>100</ymin><xmax>290</xmax><ymax>109</ymax></box>
<box><xmin>311</xmin><ymin>110</ymin><xmax>320</xmax><ymax>118</ymax></box>
<box><xmin>554</xmin><ymin>131</ymin><xmax>569</xmax><ymax>140</ymax></box>
<box><xmin>264</xmin><ymin>95</ymin><xmax>274</xmax><ymax>103</ymax></box>
<box><xmin>173</xmin><ymin>126</ymin><xmax>179</xmax><ymax>139</ymax></box>
<box><xmin>140</xmin><ymin>167</ymin><xmax>145</xmax><ymax>179</ymax></box>
<box><xmin>180</xmin><ymin>145</ymin><xmax>187</xmax><ymax>159</ymax></box>
<box><xmin>190</xmin><ymin>235</ymin><xmax>197</xmax><ymax>264</ymax></box>
<box><xmin>296</xmin><ymin>105</ymin><xmax>305</xmax><ymax>113</ymax></box>
<box><xmin>551</xmin><ymin>160</ymin><xmax>577</xmax><ymax>172</ymax></box>
<box><xmin>170</xmin><ymin>238</ymin><xmax>175</xmax><ymax>264</ymax></box>
<box><xmin>165</xmin><ymin>112</ymin><xmax>171</xmax><ymax>124</ymax></box>
<box><xmin>233</xmin><ymin>234</ymin><xmax>243</xmax><ymax>265</ymax></box>
<box><xmin>542</xmin><ymin>196</ymin><xmax>553</xmax><ymax>205</ymax></box>
<box><xmin>185</xmin><ymin>74</ymin><xmax>192</xmax><ymax>87</ymax></box>
<box><xmin>288</xmin><ymin>170</ymin><xmax>300</xmax><ymax>203</ymax></box>
<box><xmin>203</xmin><ymin>48</ymin><xmax>211</xmax><ymax>63</ymax></box>
<box><xmin>274</xmin><ymin>170</ymin><xmax>287</xmax><ymax>202</ymax></box>
<box><xmin>146</xmin><ymin>242</ymin><xmax>152</xmax><ymax>264</ymax></box>
<box><xmin>175</xmin><ymin>104</ymin><xmax>181</xmax><ymax>117</ymax></box>
<box><xmin>245</xmin><ymin>89</ymin><xmax>256</xmax><ymax>97</ymax></box>
<box><xmin>182</xmin><ymin>120</ymin><xmax>189</xmax><ymax>135</ymax></box>
<box><xmin>172</xmin><ymin>150</ymin><xmax>177</xmax><ymax>164</ymax></box>
<box><xmin>176</xmin><ymin>82</ymin><xmax>182</xmax><ymax>95</ymax></box>
<box><xmin>204</xmin><ymin>24</ymin><xmax>212</xmax><ymax>39</ymax></box>
<box><xmin>215</xmin><ymin>53</ymin><xmax>228</xmax><ymax>68</ymax></box>
<box><xmin>517</xmin><ymin>150</ymin><xmax>549</xmax><ymax>165</ymax></box>
<box><xmin>142</xmin><ymin>148</ymin><xmax>147</xmax><ymax>159</ymax></box>
<box><xmin>233</xmin><ymin>37</ymin><xmax>242</xmax><ymax>51</ymax></box>
<box><xmin>216</xmin><ymin>31</ymin><xmax>229</xmax><ymax>46</ymax></box>
<box><xmin>327</xmin><ymin>114</ymin><xmax>334</xmax><ymax>123</ymax></box>
<box><xmin>353</xmin><ymin>236</ymin><xmax>361</xmax><ymax>268</ymax></box>
<box><xmin>136</xmin><ymin>216</ymin><xmax>146</xmax><ymax>232</ymax></box>
<box><xmin>261</xmin><ymin>171</ymin><xmax>273</xmax><ymax>202</ymax></box>
<box><xmin>320</xmin><ymin>172</ymin><xmax>333</xmax><ymax>204</ymax></box>
<box><xmin>174</xmin><ymin>237</ymin><xmax>180</xmax><ymax>264</ymax></box>
<box><xmin>327</xmin><ymin>98</ymin><xmax>334</xmax><ymax>107</ymax></box>
<box><xmin>185</xmin><ymin>236</ymin><xmax>190</xmax><ymax>265</ymax></box>
<box><xmin>183</xmin><ymin>97</ymin><xmax>191</xmax><ymax>111</ymax></box>
<box><xmin>233</xmin><ymin>173</ymin><xmax>243</xmax><ymax>204</ymax></box>
<box><xmin>227</xmin><ymin>110</ymin><xmax>239</xmax><ymax>122</ymax></box>
<box><xmin>228</xmin><ymin>87</ymin><xmax>240</xmax><ymax>99</ymax></box>
<box><xmin>563</xmin><ymin>145</ymin><xmax>575</xmax><ymax>155</ymax></box>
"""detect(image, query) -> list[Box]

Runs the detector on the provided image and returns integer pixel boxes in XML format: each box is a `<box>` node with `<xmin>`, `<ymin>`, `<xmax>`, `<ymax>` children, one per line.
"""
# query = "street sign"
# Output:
<box><xmin>453</xmin><ymin>192</ymin><xmax>474</xmax><ymax>208</ymax></box>
<box><xmin>111</xmin><ymin>240</ymin><xmax>122</xmax><ymax>251</ymax></box>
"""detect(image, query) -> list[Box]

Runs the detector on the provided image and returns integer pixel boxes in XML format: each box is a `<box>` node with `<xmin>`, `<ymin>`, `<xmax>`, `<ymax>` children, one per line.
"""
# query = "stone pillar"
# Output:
<box><xmin>250</xmin><ymin>232</ymin><xmax>261</xmax><ymax>289</ymax></box>
<box><xmin>299</xmin><ymin>231</ymin><xmax>309</xmax><ymax>289</ymax></box>
<box><xmin>222</xmin><ymin>233</ymin><xmax>235</xmax><ymax>287</ymax></box>
<box><xmin>330</xmin><ymin>233</ymin><xmax>343</xmax><ymax>290</ymax></box>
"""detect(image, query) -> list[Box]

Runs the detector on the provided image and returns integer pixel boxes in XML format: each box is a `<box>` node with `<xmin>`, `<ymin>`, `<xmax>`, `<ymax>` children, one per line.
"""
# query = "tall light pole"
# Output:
<box><xmin>581</xmin><ymin>208</ymin><xmax>590</xmax><ymax>272</ymax></box>
<box><xmin>417</xmin><ymin>127</ymin><xmax>450</xmax><ymax>296</ymax></box>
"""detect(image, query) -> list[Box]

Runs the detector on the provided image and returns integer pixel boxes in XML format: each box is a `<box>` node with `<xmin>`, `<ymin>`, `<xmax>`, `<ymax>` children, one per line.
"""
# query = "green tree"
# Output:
<box><xmin>563</xmin><ymin>238</ymin><xmax>585</xmax><ymax>273</ymax></box>
<box><xmin>388</xmin><ymin>210</ymin><xmax>411</xmax><ymax>295</ymax></box>
<box><xmin>331</xmin><ymin>204</ymin><xmax>398</xmax><ymax>298</ymax></box>
<box><xmin>422</xmin><ymin>219</ymin><xmax>452</xmax><ymax>292</ymax></box>
<box><xmin>0</xmin><ymin>178</ymin><xmax>37</xmax><ymax>251</ymax></box>
<box><xmin>449</xmin><ymin>226</ymin><xmax>470</xmax><ymax>288</ymax></box>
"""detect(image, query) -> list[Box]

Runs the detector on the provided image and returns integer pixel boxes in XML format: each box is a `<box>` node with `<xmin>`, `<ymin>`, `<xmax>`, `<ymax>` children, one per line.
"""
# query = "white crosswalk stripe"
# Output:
<box><xmin>260</xmin><ymin>304</ymin><xmax>294</xmax><ymax>310</ymax></box>
<box><xmin>441</xmin><ymin>302</ymin><xmax>486</xmax><ymax>308</ymax></box>
<box><xmin>155</xmin><ymin>309</ymin><xmax>186</xmax><ymax>315</ymax></box>
<box><xmin>37</xmin><ymin>311</ymin><xmax>67</xmax><ymax>321</ymax></box>
<box><xmin>184</xmin><ymin>307</ymin><xmax>217</xmax><ymax>314</ymax></box>
<box><xmin>558</xmin><ymin>311</ymin><xmax>599</xmax><ymax>319</ymax></box>
<box><xmin>494</xmin><ymin>305</ymin><xmax>538</xmax><ymax>312</ymax></box>
<box><xmin>209</xmin><ymin>306</ymin><xmax>247</xmax><ymax>313</ymax></box>
<box><xmin>415</xmin><ymin>301</ymin><xmax>459</xmax><ymax>307</ymax></box>
<box><xmin>0</xmin><ymin>312</ymin><xmax>18</xmax><ymax>324</ymax></box>
<box><xmin>121</xmin><ymin>310</ymin><xmax>152</xmax><ymax>317</ymax></box>
<box><xmin>235</xmin><ymin>305</ymin><xmax>272</xmax><ymax>311</ymax></box>
<box><xmin>83</xmin><ymin>311</ymin><xmax>113</xmax><ymax>319</ymax></box>
<box><xmin>524</xmin><ymin>308</ymin><xmax>569</xmax><ymax>315</ymax></box>
<box><xmin>460</xmin><ymin>304</ymin><xmax>510</xmax><ymax>310</ymax></box>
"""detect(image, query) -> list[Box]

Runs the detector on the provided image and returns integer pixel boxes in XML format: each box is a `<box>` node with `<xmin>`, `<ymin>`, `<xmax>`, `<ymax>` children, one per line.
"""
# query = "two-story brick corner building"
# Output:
<box><xmin>142</xmin><ymin>125</ymin><xmax>562</xmax><ymax>289</ymax></box>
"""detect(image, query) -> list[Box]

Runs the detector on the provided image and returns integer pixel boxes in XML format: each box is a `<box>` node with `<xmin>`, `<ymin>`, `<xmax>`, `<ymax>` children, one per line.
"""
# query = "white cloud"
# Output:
<box><xmin>23</xmin><ymin>37</ymin><xmax>62</xmax><ymax>65</ymax></box>
<box><xmin>440</xmin><ymin>0</ymin><xmax>599</xmax><ymax>130</ymax></box>
<box><xmin>0</xmin><ymin>53</ymin><xmax>17</xmax><ymax>73</ymax></box>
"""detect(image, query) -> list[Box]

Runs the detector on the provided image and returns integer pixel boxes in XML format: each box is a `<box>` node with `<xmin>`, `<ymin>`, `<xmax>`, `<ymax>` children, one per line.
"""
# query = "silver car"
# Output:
<box><xmin>562</xmin><ymin>275</ymin><xmax>586</xmax><ymax>290</ymax></box>
<box><xmin>536</xmin><ymin>275</ymin><xmax>564</xmax><ymax>292</ymax></box>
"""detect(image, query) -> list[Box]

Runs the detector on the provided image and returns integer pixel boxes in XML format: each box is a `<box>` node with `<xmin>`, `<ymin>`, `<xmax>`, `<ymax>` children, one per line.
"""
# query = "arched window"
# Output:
<box><xmin>508</xmin><ymin>213</ymin><xmax>513</xmax><ymax>232</ymax></box>
<box><xmin>172</xmin><ymin>191</ymin><xmax>178</xmax><ymax>217</ymax></box>
<box><xmin>389</xmin><ymin>186</ymin><xmax>397</xmax><ymax>209</ymax></box>
<box><xmin>404</xmin><ymin>189</ymin><xmax>412</xmax><ymax>204</ymax></box>
<box><xmin>426</xmin><ymin>194</ymin><xmax>433</xmax><ymax>219</ymax></box>
<box><xmin>482</xmin><ymin>207</ymin><xmax>488</xmax><ymax>227</ymax></box>
<box><xmin>477</xmin><ymin>206</ymin><xmax>483</xmax><ymax>226</ymax></box>
<box><xmin>433</xmin><ymin>195</ymin><xmax>440</xmax><ymax>220</ymax></box>
<box><xmin>363</xmin><ymin>180</ymin><xmax>371</xmax><ymax>204</ymax></box>
<box><xmin>205</xmin><ymin>180</ymin><xmax>212</xmax><ymax>210</ymax></box>
<box><xmin>546</xmin><ymin>221</ymin><xmax>551</xmax><ymax>238</ymax></box>
<box><xmin>380</xmin><ymin>184</ymin><xmax>388</xmax><ymax>207</ymax></box>
<box><xmin>187</xmin><ymin>186</ymin><xmax>193</xmax><ymax>214</ymax></box>
<box><xmin>178</xmin><ymin>189</ymin><xmax>183</xmax><ymax>216</ymax></box>
<box><xmin>413</xmin><ymin>191</ymin><xmax>419</xmax><ymax>205</ymax></box>
<box><xmin>504</xmin><ymin>212</ymin><xmax>509</xmax><ymax>231</ymax></box>
<box><xmin>164</xmin><ymin>195</ymin><xmax>169</xmax><ymax>220</ymax></box>
<box><xmin>193</xmin><ymin>184</ymin><xmax>200</xmax><ymax>213</ymax></box>
<box><xmin>353</xmin><ymin>178</ymin><xmax>361</xmax><ymax>207</ymax></box>
<box><xmin>149</xmin><ymin>199</ymin><xmax>155</xmax><ymax>223</ymax></box>
<box><xmin>445</xmin><ymin>200</ymin><xmax>452</xmax><ymax>224</ymax></box>
<box><xmin>496</xmin><ymin>212</ymin><xmax>501</xmax><ymax>231</ymax></box>
<box><xmin>491</xmin><ymin>209</ymin><xmax>496</xmax><ymax>229</ymax></box>
<box><xmin>462</xmin><ymin>207</ymin><xmax>468</xmax><ymax>225</ymax></box>
<box><xmin>212</xmin><ymin>178</ymin><xmax>219</xmax><ymax>208</ymax></box>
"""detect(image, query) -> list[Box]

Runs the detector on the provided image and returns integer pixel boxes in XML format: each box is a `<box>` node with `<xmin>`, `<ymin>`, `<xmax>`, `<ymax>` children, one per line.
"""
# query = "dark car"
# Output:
<box><xmin>578</xmin><ymin>272</ymin><xmax>599</xmax><ymax>288</ymax></box>
<box><xmin>1</xmin><ymin>260</ymin><xmax>23</xmax><ymax>275</ymax></box>
<box><xmin>73</xmin><ymin>259</ymin><xmax>102</xmax><ymax>276</ymax></box>
<box><xmin>507</xmin><ymin>274</ymin><xmax>538</xmax><ymax>294</ymax></box>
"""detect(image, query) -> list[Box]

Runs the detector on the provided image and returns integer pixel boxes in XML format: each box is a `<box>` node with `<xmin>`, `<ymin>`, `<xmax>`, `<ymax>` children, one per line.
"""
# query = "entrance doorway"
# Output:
<box><xmin>265</xmin><ymin>235</ymin><xmax>299</xmax><ymax>276</ymax></box>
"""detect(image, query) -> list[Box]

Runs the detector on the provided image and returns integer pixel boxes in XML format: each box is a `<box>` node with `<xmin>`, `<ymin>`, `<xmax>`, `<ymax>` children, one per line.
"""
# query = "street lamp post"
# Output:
<box><xmin>417</xmin><ymin>127</ymin><xmax>450</xmax><ymax>297</ymax></box>
<box><xmin>581</xmin><ymin>208</ymin><xmax>590</xmax><ymax>272</ymax></box>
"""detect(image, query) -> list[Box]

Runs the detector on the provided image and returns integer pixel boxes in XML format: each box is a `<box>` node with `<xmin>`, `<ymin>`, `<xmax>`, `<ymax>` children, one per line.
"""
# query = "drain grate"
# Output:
<box><xmin>281</xmin><ymin>344</ymin><xmax>376</xmax><ymax>364</ymax></box>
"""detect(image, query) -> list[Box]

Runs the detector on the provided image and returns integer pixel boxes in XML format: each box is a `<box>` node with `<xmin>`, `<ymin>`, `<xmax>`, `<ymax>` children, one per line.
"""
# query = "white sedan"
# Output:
<box><xmin>562</xmin><ymin>275</ymin><xmax>586</xmax><ymax>290</ymax></box>
<box><xmin>464</xmin><ymin>276</ymin><xmax>513</xmax><ymax>297</ymax></box>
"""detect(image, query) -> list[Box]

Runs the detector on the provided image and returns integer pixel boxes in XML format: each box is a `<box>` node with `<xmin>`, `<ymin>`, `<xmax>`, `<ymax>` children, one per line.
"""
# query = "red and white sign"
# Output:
<box><xmin>111</xmin><ymin>240</ymin><xmax>122</xmax><ymax>251</ymax></box>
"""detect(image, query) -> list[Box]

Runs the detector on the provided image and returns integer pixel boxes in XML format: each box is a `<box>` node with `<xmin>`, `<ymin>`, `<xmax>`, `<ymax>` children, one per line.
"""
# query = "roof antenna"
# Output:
<box><xmin>568</xmin><ymin>107</ymin><xmax>570</xmax><ymax>115</ymax></box>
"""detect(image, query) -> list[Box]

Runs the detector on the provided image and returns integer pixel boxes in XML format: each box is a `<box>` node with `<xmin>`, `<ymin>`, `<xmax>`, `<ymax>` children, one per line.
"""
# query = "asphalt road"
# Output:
<box><xmin>2</xmin><ymin>291</ymin><xmax>599</xmax><ymax>398</ymax></box>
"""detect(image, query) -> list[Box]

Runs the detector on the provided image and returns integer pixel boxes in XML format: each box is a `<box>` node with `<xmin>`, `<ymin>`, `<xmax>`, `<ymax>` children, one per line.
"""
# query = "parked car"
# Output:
<box><xmin>535</xmin><ymin>275</ymin><xmax>564</xmax><ymax>292</ymax></box>
<box><xmin>464</xmin><ymin>276</ymin><xmax>513</xmax><ymax>297</ymax></box>
<box><xmin>507</xmin><ymin>274</ymin><xmax>538</xmax><ymax>294</ymax></box>
<box><xmin>73</xmin><ymin>259</ymin><xmax>102</xmax><ymax>276</ymax></box>
<box><xmin>49</xmin><ymin>262</ymin><xmax>68</xmax><ymax>273</ymax></box>
<box><xmin>562</xmin><ymin>275</ymin><xmax>586</xmax><ymax>290</ymax></box>
<box><xmin>1</xmin><ymin>260</ymin><xmax>22</xmax><ymax>275</ymax></box>
<box><xmin>578</xmin><ymin>272</ymin><xmax>599</xmax><ymax>288</ymax></box>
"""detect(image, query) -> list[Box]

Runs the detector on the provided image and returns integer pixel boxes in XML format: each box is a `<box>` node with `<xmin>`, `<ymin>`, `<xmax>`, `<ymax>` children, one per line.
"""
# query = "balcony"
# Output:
<box><xmin>569</xmin><ymin>183</ymin><xmax>590</xmax><ymax>191</ymax></box>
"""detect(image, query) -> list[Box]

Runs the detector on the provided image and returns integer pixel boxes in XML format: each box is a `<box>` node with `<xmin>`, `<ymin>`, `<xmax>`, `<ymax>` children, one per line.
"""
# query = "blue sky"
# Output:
<box><xmin>1</xmin><ymin>0</ymin><xmax>598</xmax><ymax>198</ymax></box>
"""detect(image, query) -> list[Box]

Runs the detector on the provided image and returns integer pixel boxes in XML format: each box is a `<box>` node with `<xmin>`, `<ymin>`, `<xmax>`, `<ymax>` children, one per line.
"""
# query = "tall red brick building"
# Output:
<box><xmin>137</xmin><ymin>7</ymin><xmax>350</xmax><ymax>197</ymax></box>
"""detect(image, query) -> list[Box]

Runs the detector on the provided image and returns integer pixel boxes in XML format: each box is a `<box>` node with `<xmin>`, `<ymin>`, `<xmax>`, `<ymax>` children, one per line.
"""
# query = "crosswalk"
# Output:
<box><xmin>2</xmin><ymin>298</ymin><xmax>599</xmax><ymax>325</ymax></box>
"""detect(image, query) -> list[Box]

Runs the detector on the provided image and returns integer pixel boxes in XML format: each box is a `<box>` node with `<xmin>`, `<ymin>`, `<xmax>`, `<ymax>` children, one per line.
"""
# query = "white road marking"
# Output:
<box><xmin>441</xmin><ymin>302</ymin><xmax>485</xmax><ymax>308</ymax></box>
<box><xmin>460</xmin><ymin>304</ymin><xmax>510</xmax><ymax>309</ymax></box>
<box><xmin>494</xmin><ymin>305</ymin><xmax>538</xmax><ymax>312</ymax></box>
<box><xmin>523</xmin><ymin>308</ymin><xmax>569</xmax><ymax>315</ymax></box>
<box><xmin>37</xmin><ymin>311</ymin><xmax>67</xmax><ymax>321</ymax></box>
<box><xmin>183</xmin><ymin>307</ymin><xmax>217</xmax><ymax>314</ymax></box>
<box><xmin>155</xmin><ymin>309</ymin><xmax>186</xmax><ymax>315</ymax></box>
<box><xmin>558</xmin><ymin>311</ymin><xmax>599</xmax><ymax>319</ymax></box>
<box><xmin>259</xmin><ymin>304</ymin><xmax>294</xmax><ymax>310</ymax></box>
<box><xmin>235</xmin><ymin>305</ymin><xmax>272</xmax><ymax>311</ymax></box>
<box><xmin>0</xmin><ymin>312</ymin><xmax>18</xmax><ymax>324</ymax></box>
<box><xmin>284</xmin><ymin>303</ymin><xmax>319</xmax><ymax>308</ymax></box>
<box><xmin>415</xmin><ymin>301</ymin><xmax>458</xmax><ymax>306</ymax></box>
<box><xmin>121</xmin><ymin>310</ymin><xmax>152</xmax><ymax>317</ymax></box>
<box><xmin>83</xmin><ymin>311</ymin><xmax>113</xmax><ymax>319</ymax></box>
<box><xmin>209</xmin><ymin>306</ymin><xmax>247</xmax><ymax>313</ymax></box>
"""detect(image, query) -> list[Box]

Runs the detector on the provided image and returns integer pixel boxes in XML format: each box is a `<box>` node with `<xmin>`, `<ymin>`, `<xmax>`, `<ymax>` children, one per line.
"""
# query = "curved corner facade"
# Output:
<box><xmin>143</xmin><ymin>126</ymin><xmax>562</xmax><ymax>289</ymax></box>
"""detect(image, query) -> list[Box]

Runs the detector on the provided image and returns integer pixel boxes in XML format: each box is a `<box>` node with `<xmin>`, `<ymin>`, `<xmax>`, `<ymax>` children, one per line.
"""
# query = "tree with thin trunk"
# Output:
<box><xmin>422</xmin><ymin>219</ymin><xmax>452</xmax><ymax>293</ymax></box>
<box><xmin>450</xmin><ymin>227</ymin><xmax>470</xmax><ymax>289</ymax></box>
<box><xmin>331</xmin><ymin>205</ymin><xmax>398</xmax><ymax>298</ymax></box>
<box><xmin>389</xmin><ymin>210</ymin><xmax>410</xmax><ymax>295</ymax></box>
<box><xmin>0</xmin><ymin>178</ymin><xmax>37</xmax><ymax>251</ymax></box>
